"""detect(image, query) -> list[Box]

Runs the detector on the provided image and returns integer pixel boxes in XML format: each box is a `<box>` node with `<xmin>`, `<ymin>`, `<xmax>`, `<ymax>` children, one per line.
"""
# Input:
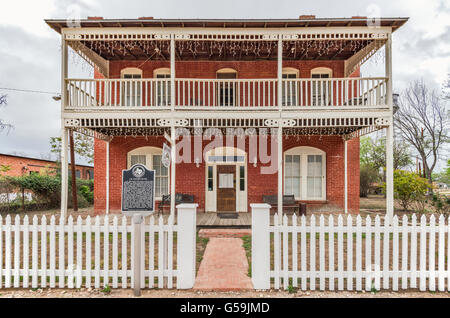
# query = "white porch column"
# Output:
<box><xmin>385</xmin><ymin>32</ymin><xmax>394</xmax><ymax>224</ymax></box>
<box><xmin>170</xmin><ymin>37</ymin><xmax>176</xmax><ymax>112</ymax></box>
<box><xmin>344</xmin><ymin>139</ymin><xmax>348</xmax><ymax>214</ymax></box>
<box><xmin>170</xmin><ymin>126</ymin><xmax>176</xmax><ymax>217</ymax></box>
<box><xmin>170</xmin><ymin>36</ymin><xmax>176</xmax><ymax>217</ymax></box>
<box><xmin>60</xmin><ymin>35</ymin><xmax>68</xmax><ymax>223</ymax></box>
<box><xmin>106</xmin><ymin>141</ymin><xmax>110</xmax><ymax>215</ymax></box>
<box><xmin>386</xmin><ymin>125</ymin><xmax>394</xmax><ymax>224</ymax></box>
<box><xmin>277</xmin><ymin>36</ymin><xmax>283</xmax><ymax>220</ymax></box>
<box><xmin>60</xmin><ymin>128</ymin><xmax>69</xmax><ymax>223</ymax></box>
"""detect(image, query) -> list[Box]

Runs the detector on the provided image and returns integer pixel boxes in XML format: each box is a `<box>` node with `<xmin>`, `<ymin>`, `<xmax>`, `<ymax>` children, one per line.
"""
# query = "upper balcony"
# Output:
<box><xmin>65</xmin><ymin>76</ymin><xmax>388</xmax><ymax>110</ymax></box>
<box><xmin>46</xmin><ymin>17</ymin><xmax>408</xmax><ymax>124</ymax></box>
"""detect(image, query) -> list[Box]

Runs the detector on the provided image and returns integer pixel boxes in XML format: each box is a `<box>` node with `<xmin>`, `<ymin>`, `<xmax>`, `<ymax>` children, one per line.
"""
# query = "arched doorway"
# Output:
<box><xmin>204</xmin><ymin>146</ymin><xmax>247</xmax><ymax>213</ymax></box>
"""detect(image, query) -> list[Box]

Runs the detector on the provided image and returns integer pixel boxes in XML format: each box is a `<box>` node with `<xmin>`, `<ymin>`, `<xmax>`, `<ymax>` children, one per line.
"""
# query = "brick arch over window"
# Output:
<box><xmin>120</xmin><ymin>67</ymin><xmax>143</xmax><ymax>78</ymax></box>
<box><xmin>311</xmin><ymin>67</ymin><xmax>333</xmax><ymax>77</ymax></box>
<box><xmin>216</xmin><ymin>68</ymin><xmax>237</xmax><ymax>77</ymax></box>
<box><xmin>153</xmin><ymin>67</ymin><xmax>170</xmax><ymax>77</ymax></box>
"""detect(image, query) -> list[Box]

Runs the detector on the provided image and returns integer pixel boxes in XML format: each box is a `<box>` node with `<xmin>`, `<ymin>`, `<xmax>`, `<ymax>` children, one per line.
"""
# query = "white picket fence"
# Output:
<box><xmin>0</xmin><ymin>204</ymin><xmax>197</xmax><ymax>290</ymax></box>
<box><xmin>251</xmin><ymin>204</ymin><xmax>450</xmax><ymax>292</ymax></box>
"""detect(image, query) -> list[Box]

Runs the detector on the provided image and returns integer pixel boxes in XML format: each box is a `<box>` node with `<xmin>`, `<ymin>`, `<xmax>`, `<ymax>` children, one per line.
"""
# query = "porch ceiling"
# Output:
<box><xmin>72</xmin><ymin>38</ymin><xmax>384</xmax><ymax>61</ymax></box>
<box><xmin>75</xmin><ymin>125</ymin><xmax>382</xmax><ymax>142</ymax></box>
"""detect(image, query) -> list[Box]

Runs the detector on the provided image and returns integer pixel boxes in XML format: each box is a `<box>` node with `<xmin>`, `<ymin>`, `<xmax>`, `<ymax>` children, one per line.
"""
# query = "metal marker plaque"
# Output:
<box><xmin>121</xmin><ymin>164</ymin><xmax>155</xmax><ymax>215</ymax></box>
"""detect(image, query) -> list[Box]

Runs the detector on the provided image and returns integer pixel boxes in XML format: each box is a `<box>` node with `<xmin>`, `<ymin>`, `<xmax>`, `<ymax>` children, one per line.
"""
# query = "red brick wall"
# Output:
<box><xmin>94</xmin><ymin>135</ymin><xmax>360</xmax><ymax>214</ymax></box>
<box><xmin>0</xmin><ymin>154</ymin><xmax>93</xmax><ymax>180</ymax></box>
<box><xmin>100</xmin><ymin>60</ymin><xmax>348</xmax><ymax>79</ymax></box>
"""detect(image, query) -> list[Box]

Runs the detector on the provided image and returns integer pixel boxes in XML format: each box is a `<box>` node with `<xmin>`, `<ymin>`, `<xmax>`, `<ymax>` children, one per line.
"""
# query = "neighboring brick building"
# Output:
<box><xmin>0</xmin><ymin>153</ymin><xmax>94</xmax><ymax>180</ymax></box>
<box><xmin>47</xmin><ymin>16</ymin><xmax>406</xmax><ymax>218</ymax></box>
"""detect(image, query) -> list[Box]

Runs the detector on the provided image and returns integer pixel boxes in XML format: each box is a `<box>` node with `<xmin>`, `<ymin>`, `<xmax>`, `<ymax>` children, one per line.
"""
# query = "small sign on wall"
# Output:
<box><xmin>219</xmin><ymin>173</ymin><xmax>234</xmax><ymax>189</ymax></box>
<box><xmin>121</xmin><ymin>164</ymin><xmax>155</xmax><ymax>216</ymax></box>
<box><xmin>162</xmin><ymin>143</ymin><xmax>171</xmax><ymax>168</ymax></box>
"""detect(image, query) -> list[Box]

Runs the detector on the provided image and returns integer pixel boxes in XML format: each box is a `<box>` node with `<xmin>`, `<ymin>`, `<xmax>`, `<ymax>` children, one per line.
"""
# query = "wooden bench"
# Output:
<box><xmin>158</xmin><ymin>193</ymin><xmax>195</xmax><ymax>215</ymax></box>
<box><xmin>262</xmin><ymin>195</ymin><xmax>300</xmax><ymax>214</ymax></box>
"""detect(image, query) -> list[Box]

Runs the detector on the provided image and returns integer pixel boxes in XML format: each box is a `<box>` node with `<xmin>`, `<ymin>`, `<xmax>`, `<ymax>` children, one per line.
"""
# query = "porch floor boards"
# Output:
<box><xmin>197</xmin><ymin>213</ymin><xmax>252</xmax><ymax>228</ymax></box>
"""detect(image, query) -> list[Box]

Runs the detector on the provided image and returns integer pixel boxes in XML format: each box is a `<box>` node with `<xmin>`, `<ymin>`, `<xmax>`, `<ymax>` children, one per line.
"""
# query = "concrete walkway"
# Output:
<box><xmin>194</xmin><ymin>236</ymin><xmax>253</xmax><ymax>291</ymax></box>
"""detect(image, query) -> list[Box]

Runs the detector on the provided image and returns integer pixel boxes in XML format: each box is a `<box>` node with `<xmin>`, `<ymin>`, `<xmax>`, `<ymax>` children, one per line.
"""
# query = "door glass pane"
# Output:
<box><xmin>311</xmin><ymin>73</ymin><xmax>330</xmax><ymax>106</ymax></box>
<box><xmin>217</xmin><ymin>72</ymin><xmax>236</xmax><ymax>106</ymax></box>
<box><xmin>240</xmin><ymin>166</ymin><xmax>245</xmax><ymax>191</ymax></box>
<box><xmin>208</xmin><ymin>166</ymin><xmax>213</xmax><ymax>191</ymax></box>
<box><xmin>122</xmin><ymin>74</ymin><xmax>141</xmax><ymax>106</ymax></box>
<box><xmin>282</xmin><ymin>73</ymin><xmax>297</xmax><ymax>106</ymax></box>
<box><xmin>156</xmin><ymin>74</ymin><xmax>170</xmax><ymax>106</ymax></box>
<box><xmin>219</xmin><ymin>174</ymin><xmax>234</xmax><ymax>189</ymax></box>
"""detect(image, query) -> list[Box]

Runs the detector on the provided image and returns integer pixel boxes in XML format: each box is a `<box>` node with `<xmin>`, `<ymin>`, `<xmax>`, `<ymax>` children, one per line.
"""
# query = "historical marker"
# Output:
<box><xmin>121</xmin><ymin>164</ymin><xmax>155</xmax><ymax>215</ymax></box>
<box><xmin>121</xmin><ymin>164</ymin><xmax>155</xmax><ymax>296</ymax></box>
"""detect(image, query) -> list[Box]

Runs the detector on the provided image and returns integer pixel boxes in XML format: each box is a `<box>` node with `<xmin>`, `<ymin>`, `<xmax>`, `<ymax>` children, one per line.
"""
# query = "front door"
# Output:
<box><xmin>216</xmin><ymin>165</ymin><xmax>236</xmax><ymax>212</ymax></box>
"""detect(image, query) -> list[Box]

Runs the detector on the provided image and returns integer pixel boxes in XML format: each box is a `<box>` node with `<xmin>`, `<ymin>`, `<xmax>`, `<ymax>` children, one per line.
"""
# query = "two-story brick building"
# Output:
<box><xmin>0</xmin><ymin>153</ymin><xmax>93</xmax><ymax>180</ymax></box>
<box><xmin>46</xmin><ymin>16</ymin><xmax>407</xmax><ymax>221</ymax></box>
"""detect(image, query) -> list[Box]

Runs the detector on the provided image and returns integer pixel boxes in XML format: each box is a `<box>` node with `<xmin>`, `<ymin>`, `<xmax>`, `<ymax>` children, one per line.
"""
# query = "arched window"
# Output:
<box><xmin>311</xmin><ymin>67</ymin><xmax>333</xmax><ymax>106</ymax></box>
<box><xmin>121</xmin><ymin>68</ymin><xmax>143</xmax><ymax>106</ymax></box>
<box><xmin>153</xmin><ymin>68</ymin><xmax>171</xmax><ymax>106</ymax></box>
<box><xmin>127</xmin><ymin>146</ymin><xmax>169</xmax><ymax>199</ymax></box>
<box><xmin>282</xmin><ymin>67</ymin><xmax>299</xmax><ymax>106</ymax></box>
<box><xmin>284</xmin><ymin>146</ymin><xmax>326</xmax><ymax>200</ymax></box>
<box><xmin>216</xmin><ymin>68</ymin><xmax>237</xmax><ymax>106</ymax></box>
<box><xmin>311</xmin><ymin>67</ymin><xmax>333</xmax><ymax>78</ymax></box>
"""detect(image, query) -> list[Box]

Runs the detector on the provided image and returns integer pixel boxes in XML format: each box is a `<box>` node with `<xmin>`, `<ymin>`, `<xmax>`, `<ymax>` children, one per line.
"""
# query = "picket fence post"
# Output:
<box><xmin>176</xmin><ymin>203</ymin><xmax>197</xmax><ymax>289</ymax></box>
<box><xmin>251</xmin><ymin>204</ymin><xmax>271</xmax><ymax>290</ymax></box>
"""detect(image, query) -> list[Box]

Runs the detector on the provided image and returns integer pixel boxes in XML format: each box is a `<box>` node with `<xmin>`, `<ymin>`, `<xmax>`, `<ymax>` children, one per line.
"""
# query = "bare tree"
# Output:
<box><xmin>444</xmin><ymin>74</ymin><xmax>450</xmax><ymax>100</ymax></box>
<box><xmin>395</xmin><ymin>79</ymin><xmax>450</xmax><ymax>188</ymax></box>
<box><xmin>0</xmin><ymin>94</ymin><xmax>13</xmax><ymax>132</ymax></box>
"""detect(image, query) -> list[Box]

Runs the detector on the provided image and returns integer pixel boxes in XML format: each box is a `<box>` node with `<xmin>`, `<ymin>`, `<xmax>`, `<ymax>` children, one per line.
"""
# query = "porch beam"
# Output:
<box><xmin>385</xmin><ymin>32</ymin><xmax>394</xmax><ymax>225</ymax></box>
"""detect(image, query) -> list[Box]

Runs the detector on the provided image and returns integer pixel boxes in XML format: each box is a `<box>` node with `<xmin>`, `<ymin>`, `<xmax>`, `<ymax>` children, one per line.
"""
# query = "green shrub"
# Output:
<box><xmin>8</xmin><ymin>174</ymin><xmax>61</xmax><ymax>207</ymax></box>
<box><xmin>1</xmin><ymin>174</ymin><xmax>94</xmax><ymax>212</ymax></box>
<box><xmin>431</xmin><ymin>194</ymin><xmax>450</xmax><ymax>216</ymax></box>
<box><xmin>384</xmin><ymin>170</ymin><xmax>430</xmax><ymax>212</ymax></box>
<box><xmin>79</xmin><ymin>185</ymin><xmax>94</xmax><ymax>204</ymax></box>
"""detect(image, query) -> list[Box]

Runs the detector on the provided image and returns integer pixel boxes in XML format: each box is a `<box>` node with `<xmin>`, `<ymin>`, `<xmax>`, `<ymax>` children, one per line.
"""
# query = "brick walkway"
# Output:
<box><xmin>194</xmin><ymin>236</ymin><xmax>253</xmax><ymax>291</ymax></box>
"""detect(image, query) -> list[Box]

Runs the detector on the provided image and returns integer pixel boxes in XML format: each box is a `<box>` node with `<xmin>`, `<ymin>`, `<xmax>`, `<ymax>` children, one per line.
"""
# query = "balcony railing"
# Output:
<box><xmin>65</xmin><ymin>77</ymin><xmax>387</xmax><ymax>110</ymax></box>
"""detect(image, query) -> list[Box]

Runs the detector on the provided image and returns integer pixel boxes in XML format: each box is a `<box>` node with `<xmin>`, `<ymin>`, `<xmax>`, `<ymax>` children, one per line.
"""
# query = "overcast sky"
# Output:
<box><xmin>0</xmin><ymin>0</ymin><xmax>449</xmax><ymax>169</ymax></box>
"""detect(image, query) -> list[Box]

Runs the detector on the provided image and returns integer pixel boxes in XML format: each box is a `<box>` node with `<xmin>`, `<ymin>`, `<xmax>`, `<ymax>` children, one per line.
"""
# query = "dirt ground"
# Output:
<box><xmin>0</xmin><ymin>288</ymin><xmax>449</xmax><ymax>298</ymax></box>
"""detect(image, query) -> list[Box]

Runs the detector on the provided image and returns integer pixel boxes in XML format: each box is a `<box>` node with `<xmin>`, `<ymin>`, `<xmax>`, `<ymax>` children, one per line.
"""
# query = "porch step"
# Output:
<box><xmin>198</xmin><ymin>229</ymin><xmax>251</xmax><ymax>238</ymax></box>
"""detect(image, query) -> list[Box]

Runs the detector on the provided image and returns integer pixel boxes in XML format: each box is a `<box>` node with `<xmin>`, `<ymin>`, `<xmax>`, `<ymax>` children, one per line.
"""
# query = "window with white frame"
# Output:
<box><xmin>121</xmin><ymin>68</ymin><xmax>142</xmax><ymax>106</ymax></box>
<box><xmin>282</xmin><ymin>68</ymin><xmax>299</xmax><ymax>106</ymax></box>
<box><xmin>127</xmin><ymin>147</ymin><xmax>169</xmax><ymax>198</ymax></box>
<box><xmin>284</xmin><ymin>147</ymin><xmax>326</xmax><ymax>200</ymax></box>
<box><xmin>311</xmin><ymin>67</ymin><xmax>332</xmax><ymax>106</ymax></box>
<box><xmin>154</xmin><ymin>68</ymin><xmax>171</xmax><ymax>106</ymax></box>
